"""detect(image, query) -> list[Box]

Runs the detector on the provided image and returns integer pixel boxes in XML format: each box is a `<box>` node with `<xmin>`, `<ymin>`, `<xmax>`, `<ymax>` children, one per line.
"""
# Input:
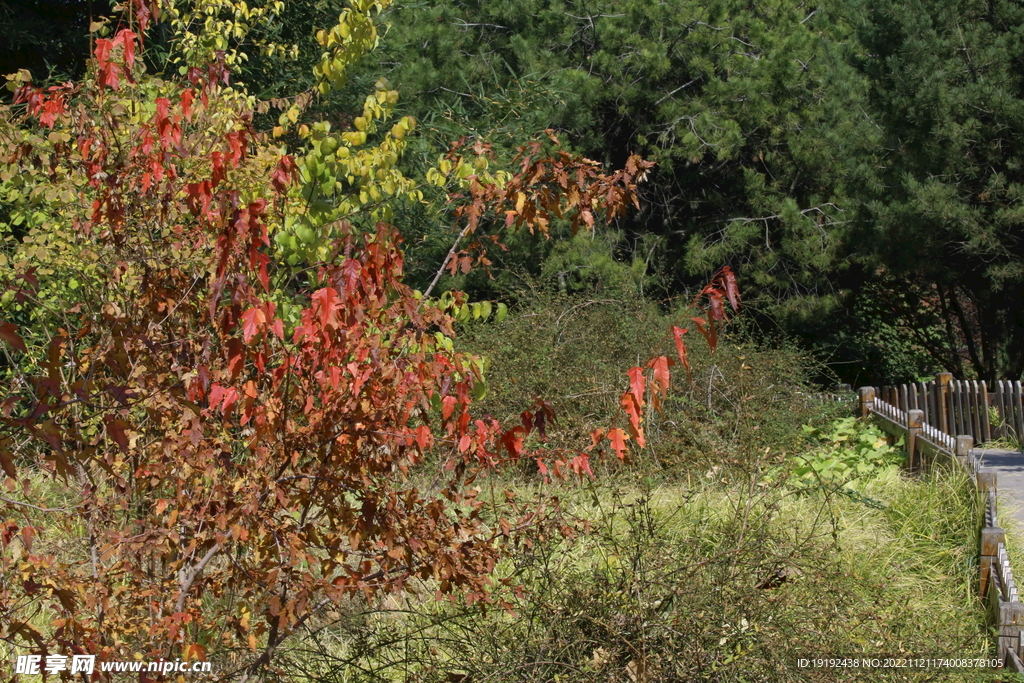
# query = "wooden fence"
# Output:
<box><xmin>870</xmin><ymin>373</ymin><xmax>1024</xmax><ymax>446</ymax></box>
<box><xmin>858</xmin><ymin>387</ymin><xmax>1024</xmax><ymax>671</ymax></box>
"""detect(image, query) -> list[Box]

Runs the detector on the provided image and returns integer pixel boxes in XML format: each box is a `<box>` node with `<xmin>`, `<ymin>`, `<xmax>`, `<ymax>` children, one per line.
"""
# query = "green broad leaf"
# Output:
<box><xmin>471</xmin><ymin>380</ymin><xmax>488</xmax><ymax>400</ymax></box>
<box><xmin>496</xmin><ymin>302</ymin><xmax>508</xmax><ymax>323</ymax></box>
<box><xmin>296</xmin><ymin>225</ymin><xmax>315</xmax><ymax>245</ymax></box>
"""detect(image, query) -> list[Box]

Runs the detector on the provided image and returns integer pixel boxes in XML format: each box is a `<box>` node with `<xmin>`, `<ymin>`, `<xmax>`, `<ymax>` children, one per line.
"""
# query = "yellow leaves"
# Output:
<box><xmin>374</xmin><ymin>88</ymin><xmax>399</xmax><ymax>108</ymax></box>
<box><xmin>312</xmin><ymin>0</ymin><xmax>392</xmax><ymax>95</ymax></box>
<box><xmin>4</xmin><ymin>68</ymin><xmax>32</xmax><ymax>92</ymax></box>
<box><xmin>426</xmin><ymin>168</ymin><xmax>445</xmax><ymax>187</ymax></box>
<box><xmin>515</xmin><ymin>191</ymin><xmax>527</xmax><ymax>215</ymax></box>
<box><xmin>164</xmin><ymin>0</ymin><xmax>290</xmax><ymax>70</ymax></box>
<box><xmin>342</xmin><ymin>131</ymin><xmax>366</xmax><ymax>146</ymax></box>
<box><xmin>47</xmin><ymin>132</ymin><xmax>71</xmax><ymax>147</ymax></box>
<box><xmin>387</xmin><ymin>115</ymin><xmax>414</xmax><ymax>141</ymax></box>
<box><xmin>273</xmin><ymin>2</ymin><xmax>428</xmax><ymax>258</ymax></box>
<box><xmin>434</xmin><ymin>332</ymin><xmax>455</xmax><ymax>352</ymax></box>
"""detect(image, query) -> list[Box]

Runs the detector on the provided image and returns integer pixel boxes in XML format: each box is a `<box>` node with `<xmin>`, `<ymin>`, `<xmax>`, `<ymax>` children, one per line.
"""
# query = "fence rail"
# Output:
<box><xmin>857</xmin><ymin>387</ymin><xmax>1024</xmax><ymax>671</ymax></box>
<box><xmin>871</xmin><ymin>374</ymin><xmax>1024</xmax><ymax>446</ymax></box>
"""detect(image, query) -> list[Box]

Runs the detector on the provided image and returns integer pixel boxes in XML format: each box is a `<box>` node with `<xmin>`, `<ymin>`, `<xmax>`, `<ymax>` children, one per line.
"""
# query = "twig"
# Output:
<box><xmin>0</xmin><ymin>495</ymin><xmax>85</xmax><ymax>513</ymax></box>
<box><xmin>174</xmin><ymin>528</ymin><xmax>233</xmax><ymax>614</ymax></box>
<box><xmin>421</xmin><ymin>223</ymin><xmax>473</xmax><ymax>302</ymax></box>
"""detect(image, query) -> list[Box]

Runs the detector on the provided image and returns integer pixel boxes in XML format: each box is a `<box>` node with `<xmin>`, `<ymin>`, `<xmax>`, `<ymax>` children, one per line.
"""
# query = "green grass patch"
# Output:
<box><xmin>281</xmin><ymin>459</ymin><xmax>991</xmax><ymax>682</ymax></box>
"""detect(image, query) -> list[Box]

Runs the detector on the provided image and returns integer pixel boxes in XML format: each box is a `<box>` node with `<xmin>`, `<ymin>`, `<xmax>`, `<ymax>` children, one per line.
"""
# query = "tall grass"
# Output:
<box><xmin>5</xmin><ymin>295</ymin><xmax>994</xmax><ymax>681</ymax></box>
<box><xmin>271</xmin><ymin>294</ymin><xmax>993</xmax><ymax>681</ymax></box>
<box><xmin>282</xmin><ymin>461</ymin><xmax>991</xmax><ymax>682</ymax></box>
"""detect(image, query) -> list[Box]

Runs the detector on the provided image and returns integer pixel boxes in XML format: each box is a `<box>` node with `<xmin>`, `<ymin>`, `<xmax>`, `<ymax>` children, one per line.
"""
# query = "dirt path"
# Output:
<box><xmin>978</xmin><ymin>449</ymin><xmax>1024</xmax><ymax>528</ymax></box>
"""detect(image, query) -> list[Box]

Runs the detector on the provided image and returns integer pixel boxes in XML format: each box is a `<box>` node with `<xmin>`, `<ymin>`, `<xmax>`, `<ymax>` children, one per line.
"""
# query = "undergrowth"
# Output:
<box><xmin>3</xmin><ymin>295</ymin><xmax>992</xmax><ymax>681</ymax></box>
<box><xmin>283</xmin><ymin>464</ymin><xmax>990</xmax><ymax>682</ymax></box>
<box><xmin>273</xmin><ymin>295</ymin><xmax>993</xmax><ymax>682</ymax></box>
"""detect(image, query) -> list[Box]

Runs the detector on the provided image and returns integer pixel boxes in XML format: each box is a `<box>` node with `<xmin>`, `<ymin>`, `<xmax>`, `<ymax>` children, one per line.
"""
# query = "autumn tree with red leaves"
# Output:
<box><xmin>0</xmin><ymin>0</ymin><xmax>673</xmax><ymax>678</ymax></box>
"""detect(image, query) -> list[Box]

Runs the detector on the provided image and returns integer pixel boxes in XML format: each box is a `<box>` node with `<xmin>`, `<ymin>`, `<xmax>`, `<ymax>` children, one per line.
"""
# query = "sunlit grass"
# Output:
<box><xmin>281</xmin><ymin>459</ymin><xmax>993</xmax><ymax>682</ymax></box>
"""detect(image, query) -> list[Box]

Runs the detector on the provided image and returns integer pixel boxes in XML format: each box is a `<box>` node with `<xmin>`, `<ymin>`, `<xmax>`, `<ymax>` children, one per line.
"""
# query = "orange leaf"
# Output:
<box><xmin>671</xmin><ymin>326</ymin><xmax>691</xmax><ymax>380</ymax></box>
<box><xmin>608</xmin><ymin>428</ymin><xmax>629</xmax><ymax>459</ymax></box>
<box><xmin>647</xmin><ymin>355</ymin><xmax>671</xmax><ymax>416</ymax></box>
<box><xmin>181</xmin><ymin>89</ymin><xmax>194</xmax><ymax>121</ymax></box>
<box><xmin>441</xmin><ymin>395</ymin><xmax>458</xmax><ymax>421</ymax></box>
<box><xmin>693</xmin><ymin>316</ymin><xmax>717</xmax><ymax>354</ymax></box>
<box><xmin>501</xmin><ymin>426</ymin><xmax>525</xmax><ymax>458</ymax></box>
<box><xmin>568</xmin><ymin>453</ymin><xmax>593</xmax><ymax>478</ymax></box>
<box><xmin>104</xmin><ymin>416</ymin><xmax>130</xmax><ymax>451</ymax></box>
<box><xmin>220</xmin><ymin>386</ymin><xmax>239</xmax><ymax>415</ymax></box>
<box><xmin>621</xmin><ymin>392</ymin><xmax>641</xmax><ymax>431</ymax></box>
<box><xmin>0</xmin><ymin>445</ymin><xmax>17</xmax><ymax>478</ymax></box>
<box><xmin>708</xmin><ymin>293</ymin><xmax>726</xmax><ymax>323</ymax></box>
<box><xmin>416</xmin><ymin>425</ymin><xmax>432</xmax><ymax>451</ymax></box>
<box><xmin>226</xmin><ymin>338</ymin><xmax>245</xmax><ymax>379</ymax></box>
<box><xmin>270</xmin><ymin>318</ymin><xmax>284</xmax><ymax>341</ymax></box>
<box><xmin>722</xmin><ymin>266</ymin><xmax>740</xmax><ymax>311</ymax></box>
<box><xmin>311</xmin><ymin>287</ymin><xmax>341</xmax><ymax>330</ymax></box>
<box><xmin>627</xmin><ymin>366</ymin><xmax>645</xmax><ymax>409</ymax></box>
<box><xmin>648</xmin><ymin>356</ymin><xmax>671</xmax><ymax>395</ymax></box>
<box><xmin>240</xmin><ymin>307</ymin><xmax>266</xmax><ymax>343</ymax></box>
<box><xmin>620</xmin><ymin>394</ymin><xmax>646</xmax><ymax>448</ymax></box>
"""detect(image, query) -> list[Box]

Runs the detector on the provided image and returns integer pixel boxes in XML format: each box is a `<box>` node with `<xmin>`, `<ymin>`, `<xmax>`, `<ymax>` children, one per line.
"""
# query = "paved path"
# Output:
<box><xmin>978</xmin><ymin>449</ymin><xmax>1024</xmax><ymax>528</ymax></box>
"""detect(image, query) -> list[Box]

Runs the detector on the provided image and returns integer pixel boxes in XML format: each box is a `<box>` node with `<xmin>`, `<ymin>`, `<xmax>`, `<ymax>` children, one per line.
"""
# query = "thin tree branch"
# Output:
<box><xmin>174</xmin><ymin>528</ymin><xmax>233</xmax><ymax>614</ymax></box>
<box><xmin>421</xmin><ymin>223</ymin><xmax>473</xmax><ymax>302</ymax></box>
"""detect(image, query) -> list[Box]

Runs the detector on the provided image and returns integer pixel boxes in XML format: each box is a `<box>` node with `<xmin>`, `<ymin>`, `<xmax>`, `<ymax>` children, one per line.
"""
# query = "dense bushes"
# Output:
<box><xmin>268</xmin><ymin>295</ymin><xmax>990</xmax><ymax>682</ymax></box>
<box><xmin>457</xmin><ymin>293</ymin><xmax>837</xmax><ymax>473</ymax></box>
<box><xmin>283</xmin><ymin>469</ymin><xmax>988</xmax><ymax>682</ymax></box>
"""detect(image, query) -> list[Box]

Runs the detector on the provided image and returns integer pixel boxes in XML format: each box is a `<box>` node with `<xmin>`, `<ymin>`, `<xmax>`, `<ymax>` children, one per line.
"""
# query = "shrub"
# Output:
<box><xmin>457</xmin><ymin>293</ymin><xmax>836</xmax><ymax>474</ymax></box>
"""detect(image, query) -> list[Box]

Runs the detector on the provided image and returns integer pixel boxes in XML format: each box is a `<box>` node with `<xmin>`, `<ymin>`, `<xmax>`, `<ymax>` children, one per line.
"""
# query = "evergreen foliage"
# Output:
<box><xmin>6</xmin><ymin>0</ymin><xmax>1024</xmax><ymax>380</ymax></box>
<box><xmin>849</xmin><ymin>0</ymin><xmax>1024</xmax><ymax>380</ymax></box>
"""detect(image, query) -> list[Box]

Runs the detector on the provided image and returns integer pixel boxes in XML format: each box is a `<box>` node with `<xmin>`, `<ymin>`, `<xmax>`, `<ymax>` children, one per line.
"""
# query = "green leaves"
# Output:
<box><xmin>790</xmin><ymin>417</ymin><xmax>905</xmax><ymax>485</ymax></box>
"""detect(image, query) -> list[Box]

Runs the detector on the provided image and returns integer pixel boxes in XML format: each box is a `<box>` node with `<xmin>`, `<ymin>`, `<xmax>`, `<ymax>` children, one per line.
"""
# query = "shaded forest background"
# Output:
<box><xmin>5</xmin><ymin>0</ymin><xmax>1024</xmax><ymax>384</ymax></box>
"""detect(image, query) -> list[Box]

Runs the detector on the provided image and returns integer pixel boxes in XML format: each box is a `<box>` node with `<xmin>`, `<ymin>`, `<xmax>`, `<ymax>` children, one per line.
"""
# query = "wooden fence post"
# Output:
<box><xmin>979</xmin><ymin>469</ymin><xmax>1000</xmax><ymax>599</ymax></box>
<box><xmin>858</xmin><ymin>386</ymin><xmax>875</xmax><ymax>418</ymax></box>
<box><xmin>998</xmin><ymin>602</ymin><xmax>1024</xmax><ymax>664</ymax></box>
<box><xmin>979</xmin><ymin>468</ymin><xmax>998</xmax><ymax>495</ymax></box>
<box><xmin>907</xmin><ymin>409</ymin><xmax>923</xmax><ymax>470</ymax></box>
<box><xmin>956</xmin><ymin>435</ymin><xmax>974</xmax><ymax>472</ymax></box>
<box><xmin>981</xmin><ymin>525</ymin><xmax>1004</xmax><ymax>600</ymax></box>
<box><xmin>936</xmin><ymin>373</ymin><xmax>952</xmax><ymax>436</ymax></box>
